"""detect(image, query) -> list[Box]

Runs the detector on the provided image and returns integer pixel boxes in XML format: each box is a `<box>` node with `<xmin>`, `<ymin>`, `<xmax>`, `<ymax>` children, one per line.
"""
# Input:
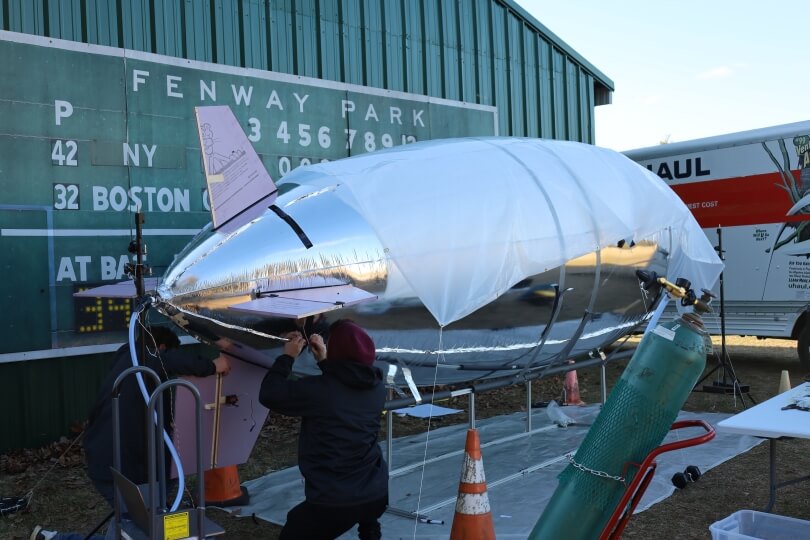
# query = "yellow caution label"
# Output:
<box><xmin>163</xmin><ymin>511</ymin><xmax>190</xmax><ymax>540</ymax></box>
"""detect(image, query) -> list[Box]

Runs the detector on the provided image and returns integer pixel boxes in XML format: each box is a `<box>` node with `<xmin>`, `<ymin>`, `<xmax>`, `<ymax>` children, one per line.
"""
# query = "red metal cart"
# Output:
<box><xmin>599</xmin><ymin>419</ymin><xmax>716</xmax><ymax>540</ymax></box>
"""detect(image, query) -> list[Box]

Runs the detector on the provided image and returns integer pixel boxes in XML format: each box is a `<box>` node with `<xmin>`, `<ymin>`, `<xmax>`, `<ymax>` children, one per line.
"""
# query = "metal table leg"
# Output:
<box><xmin>762</xmin><ymin>437</ymin><xmax>810</xmax><ymax>513</ymax></box>
<box><xmin>765</xmin><ymin>438</ymin><xmax>777</xmax><ymax>512</ymax></box>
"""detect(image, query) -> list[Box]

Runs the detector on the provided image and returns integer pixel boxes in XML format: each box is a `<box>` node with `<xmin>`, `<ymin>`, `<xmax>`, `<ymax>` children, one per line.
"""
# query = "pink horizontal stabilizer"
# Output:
<box><xmin>228</xmin><ymin>285</ymin><xmax>377</xmax><ymax>319</ymax></box>
<box><xmin>73</xmin><ymin>278</ymin><xmax>159</xmax><ymax>298</ymax></box>
<box><xmin>195</xmin><ymin>106</ymin><xmax>277</xmax><ymax>230</ymax></box>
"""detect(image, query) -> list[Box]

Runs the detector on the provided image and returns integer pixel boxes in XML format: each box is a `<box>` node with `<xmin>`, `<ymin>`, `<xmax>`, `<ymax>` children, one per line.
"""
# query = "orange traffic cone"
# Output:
<box><xmin>563</xmin><ymin>368</ymin><xmax>585</xmax><ymax>406</ymax></box>
<box><xmin>449</xmin><ymin>429</ymin><xmax>495</xmax><ymax>540</ymax></box>
<box><xmin>204</xmin><ymin>465</ymin><xmax>249</xmax><ymax>507</ymax></box>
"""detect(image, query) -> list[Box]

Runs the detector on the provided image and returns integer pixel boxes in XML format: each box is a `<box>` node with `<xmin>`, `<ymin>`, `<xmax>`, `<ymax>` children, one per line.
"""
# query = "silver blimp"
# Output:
<box><xmin>143</xmin><ymin>106</ymin><xmax>722</xmax><ymax>388</ymax></box>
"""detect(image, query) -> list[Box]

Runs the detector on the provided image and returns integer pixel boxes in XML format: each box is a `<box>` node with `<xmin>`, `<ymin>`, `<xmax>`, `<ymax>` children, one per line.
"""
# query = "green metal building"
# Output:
<box><xmin>0</xmin><ymin>0</ymin><xmax>613</xmax><ymax>452</ymax></box>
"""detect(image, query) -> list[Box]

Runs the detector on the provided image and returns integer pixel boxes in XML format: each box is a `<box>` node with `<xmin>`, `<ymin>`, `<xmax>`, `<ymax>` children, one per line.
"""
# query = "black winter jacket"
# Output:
<box><xmin>83</xmin><ymin>344</ymin><xmax>216</xmax><ymax>485</ymax></box>
<box><xmin>259</xmin><ymin>356</ymin><xmax>388</xmax><ymax>506</ymax></box>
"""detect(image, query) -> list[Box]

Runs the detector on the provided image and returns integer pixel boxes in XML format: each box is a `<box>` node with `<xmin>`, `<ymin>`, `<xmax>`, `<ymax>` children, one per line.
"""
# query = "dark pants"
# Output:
<box><xmin>280</xmin><ymin>495</ymin><xmax>388</xmax><ymax>540</ymax></box>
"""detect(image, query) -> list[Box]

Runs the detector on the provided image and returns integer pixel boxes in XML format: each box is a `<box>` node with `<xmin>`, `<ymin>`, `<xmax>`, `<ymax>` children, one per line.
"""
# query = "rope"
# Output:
<box><xmin>411</xmin><ymin>325</ymin><xmax>444</xmax><ymax>539</ymax></box>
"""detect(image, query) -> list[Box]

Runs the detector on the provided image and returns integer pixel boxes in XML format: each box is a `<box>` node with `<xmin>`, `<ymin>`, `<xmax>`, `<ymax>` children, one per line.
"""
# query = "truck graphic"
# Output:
<box><xmin>625</xmin><ymin>121</ymin><xmax>810</xmax><ymax>370</ymax></box>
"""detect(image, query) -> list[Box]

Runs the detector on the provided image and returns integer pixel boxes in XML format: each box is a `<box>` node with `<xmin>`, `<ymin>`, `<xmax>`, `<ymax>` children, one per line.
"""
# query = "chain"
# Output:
<box><xmin>565</xmin><ymin>453</ymin><xmax>626</xmax><ymax>484</ymax></box>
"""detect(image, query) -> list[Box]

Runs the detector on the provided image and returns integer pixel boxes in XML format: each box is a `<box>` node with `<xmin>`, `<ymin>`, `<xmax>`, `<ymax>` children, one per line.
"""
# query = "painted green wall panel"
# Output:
<box><xmin>318</xmin><ymin>0</ymin><xmax>342</xmax><ymax>82</ymax></box>
<box><xmin>296</xmin><ymin>0</ymin><xmax>319</xmax><ymax>78</ymax></box>
<box><xmin>507</xmin><ymin>15</ymin><xmax>525</xmax><ymax>137</ymax></box>
<box><xmin>0</xmin><ymin>344</ymin><xmax>216</xmax><ymax>453</ymax></box>
<box><xmin>241</xmin><ymin>0</ymin><xmax>268</xmax><ymax>69</ymax></box>
<box><xmin>341</xmin><ymin>0</ymin><xmax>364</xmax><ymax>86</ymax></box>
<box><xmin>0</xmin><ymin>209</ymin><xmax>52</xmax><ymax>353</ymax></box>
<box><xmin>269</xmin><ymin>0</ymin><xmax>293</xmax><ymax>73</ymax></box>
<box><xmin>523</xmin><ymin>28</ymin><xmax>538</xmax><ymax>137</ymax></box>
<box><xmin>579</xmin><ymin>71</ymin><xmax>590</xmax><ymax>142</ymax></box>
<box><xmin>439</xmin><ymin>0</ymin><xmax>459</xmax><ymax>102</ymax></box>
<box><xmin>538</xmin><ymin>36</ymin><xmax>552</xmax><ymax>136</ymax></box>
<box><xmin>0</xmin><ymin>32</ymin><xmax>498</xmax><ymax>348</ymax></box>
<box><xmin>552</xmin><ymin>46</ymin><xmax>565</xmax><ymax>139</ymax></box>
<box><xmin>457</xmin><ymin>1</ymin><xmax>476</xmax><ymax>104</ymax></box>
<box><xmin>120</xmin><ymin>0</ymin><xmax>153</xmax><ymax>52</ymax></box>
<box><xmin>381</xmin><ymin>0</ymin><xmax>404</xmax><ymax>92</ymax></box>
<box><xmin>422</xmin><ymin>0</ymin><xmax>442</xmax><ymax>98</ymax></box>
<box><xmin>47</xmin><ymin>0</ymin><xmax>83</xmax><ymax>41</ymax></box>
<box><xmin>0</xmin><ymin>352</ymin><xmax>117</xmax><ymax>453</ymax></box>
<box><xmin>0</xmin><ymin>0</ymin><xmax>610</xmax><ymax>141</ymax></box>
<box><xmin>183</xmin><ymin>0</ymin><xmax>214</xmax><ymax>61</ymax></box>
<box><xmin>213</xmin><ymin>0</ymin><xmax>241</xmax><ymax>66</ymax></box>
<box><xmin>0</xmin><ymin>0</ymin><xmax>612</xmax><ymax>451</ymax></box>
<box><xmin>363</xmin><ymin>0</ymin><xmax>384</xmax><ymax>89</ymax></box>
<box><xmin>6</xmin><ymin>0</ymin><xmax>45</xmax><ymax>34</ymax></box>
<box><xmin>583</xmin><ymin>72</ymin><xmax>596</xmax><ymax>141</ymax></box>
<box><xmin>402</xmin><ymin>0</ymin><xmax>424</xmax><ymax>96</ymax></box>
<box><xmin>491</xmin><ymin>2</ymin><xmax>509</xmax><ymax>137</ymax></box>
<box><xmin>474</xmin><ymin>0</ymin><xmax>493</xmax><ymax>108</ymax></box>
<box><xmin>152</xmin><ymin>0</ymin><xmax>182</xmax><ymax>57</ymax></box>
<box><xmin>84</xmin><ymin>0</ymin><xmax>118</xmax><ymax>47</ymax></box>
<box><xmin>565</xmin><ymin>61</ymin><xmax>578</xmax><ymax>141</ymax></box>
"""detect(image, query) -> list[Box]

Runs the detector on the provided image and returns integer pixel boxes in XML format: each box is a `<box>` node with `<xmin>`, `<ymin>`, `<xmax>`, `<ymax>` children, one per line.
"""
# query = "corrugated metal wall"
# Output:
<box><xmin>1</xmin><ymin>352</ymin><xmax>112</xmax><ymax>452</ymax></box>
<box><xmin>0</xmin><ymin>0</ymin><xmax>612</xmax><ymax>452</ymax></box>
<box><xmin>0</xmin><ymin>344</ymin><xmax>213</xmax><ymax>453</ymax></box>
<box><xmin>0</xmin><ymin>0</ymin><xmax>612</xmax><ymax>142</ymax></box>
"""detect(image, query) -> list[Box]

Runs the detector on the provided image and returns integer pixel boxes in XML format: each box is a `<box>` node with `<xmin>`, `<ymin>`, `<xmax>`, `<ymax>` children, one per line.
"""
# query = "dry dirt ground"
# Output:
<box><xmin>2</xmin><ymin>335</ymin><xmax>809</xmax><ymax>539</ymax></box>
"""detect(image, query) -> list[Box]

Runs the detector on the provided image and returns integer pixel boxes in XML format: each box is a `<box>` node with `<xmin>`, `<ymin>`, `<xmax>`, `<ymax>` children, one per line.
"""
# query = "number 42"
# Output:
<box><xmin>52</xmin><ymin>140</ymin><xmax>78</xmax><ymax>166</ymax></box>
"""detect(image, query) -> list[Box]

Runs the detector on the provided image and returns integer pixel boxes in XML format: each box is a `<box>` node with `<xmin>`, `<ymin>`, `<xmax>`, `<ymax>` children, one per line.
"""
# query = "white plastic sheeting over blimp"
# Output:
<box><xmin>282</xmin><ymin>137</ymin><xmax>724</xmax><ymax>327</ymax></box>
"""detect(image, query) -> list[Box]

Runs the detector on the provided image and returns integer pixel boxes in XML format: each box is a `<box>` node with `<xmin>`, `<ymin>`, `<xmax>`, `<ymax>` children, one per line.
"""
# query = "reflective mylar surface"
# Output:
<box><xmin>155</xmin><ymin>138</ymin><xmax>723</xmax><ymax>387</ymax></box>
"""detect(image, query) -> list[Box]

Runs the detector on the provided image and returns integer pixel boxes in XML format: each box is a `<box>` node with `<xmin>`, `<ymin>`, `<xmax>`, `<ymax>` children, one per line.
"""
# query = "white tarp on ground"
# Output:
<box><xmin>283</xmin><ymin>138</ymin><xmax>724</xmax><ymax>326</ymax></box>
<box><xmin>234</xmin><ymin>405</ymin><xmax>762</xmax><ymax>539</ymax></box>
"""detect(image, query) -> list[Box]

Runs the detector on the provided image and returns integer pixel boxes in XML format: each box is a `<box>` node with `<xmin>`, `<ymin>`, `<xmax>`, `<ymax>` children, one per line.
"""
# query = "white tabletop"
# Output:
<box><xmin>717</xmin><ymin>382</ymin><xmax>810</xmax><ymax>439</ymax></box>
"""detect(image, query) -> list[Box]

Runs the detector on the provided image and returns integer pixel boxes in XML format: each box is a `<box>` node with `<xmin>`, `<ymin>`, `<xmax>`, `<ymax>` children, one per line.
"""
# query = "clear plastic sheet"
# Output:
<box><xmin>287</xmin><ymin>138</ymin><xmax>723</xmax><ymax>325</ymax></box>
<box><xmin>236</xmin><ymin>406</ymin><xmax>763</xmax><ymax>538</ymax></box>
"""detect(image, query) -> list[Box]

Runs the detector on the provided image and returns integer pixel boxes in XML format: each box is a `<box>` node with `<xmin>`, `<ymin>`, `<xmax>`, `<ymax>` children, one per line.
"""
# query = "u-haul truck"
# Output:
<box><xmin>625</xmin><ymin>120</ymin><xmax>810</xmax><ymax>370</ymax></box>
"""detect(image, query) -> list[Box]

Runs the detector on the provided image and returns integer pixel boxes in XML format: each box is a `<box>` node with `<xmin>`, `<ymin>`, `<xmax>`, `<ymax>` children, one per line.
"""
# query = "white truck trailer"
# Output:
<box><xmin>625</xmin><ymin>121</ymin><xmax>810</xmax><ymax>370</ymax></box>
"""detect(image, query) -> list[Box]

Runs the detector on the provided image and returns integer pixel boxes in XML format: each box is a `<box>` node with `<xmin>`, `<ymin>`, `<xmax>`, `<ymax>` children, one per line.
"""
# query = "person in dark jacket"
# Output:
<box><xmin>259</xmin><ymin>319</ymin><xmax>389</xmax><ymax>540</ymax></box>
<box><xmin>82</xmin><ymin>326</ymin><xmax>230</xmax><ymax>505</ymax></box>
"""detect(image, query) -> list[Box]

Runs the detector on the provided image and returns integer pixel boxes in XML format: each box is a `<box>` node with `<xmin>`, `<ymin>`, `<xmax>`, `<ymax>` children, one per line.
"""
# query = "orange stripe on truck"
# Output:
<box><xmin>672</xmin><ymin>170</ymin><xmax>804</xmax><ymax>228</ymax></box>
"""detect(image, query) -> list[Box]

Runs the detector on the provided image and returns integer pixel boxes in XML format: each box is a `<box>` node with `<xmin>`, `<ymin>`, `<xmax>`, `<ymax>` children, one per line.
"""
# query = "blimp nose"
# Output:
<box><xmin>157</xmin><ymin>185</ymin><xmax>388</xmax><ymax>329</ymax></box>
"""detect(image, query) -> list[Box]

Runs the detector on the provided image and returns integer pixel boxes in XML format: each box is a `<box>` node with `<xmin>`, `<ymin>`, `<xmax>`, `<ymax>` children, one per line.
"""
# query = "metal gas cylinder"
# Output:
<box><xmin>529</xmin><ymin>309</ymin><xmax>707</xmax><ymax>540</ymax></box>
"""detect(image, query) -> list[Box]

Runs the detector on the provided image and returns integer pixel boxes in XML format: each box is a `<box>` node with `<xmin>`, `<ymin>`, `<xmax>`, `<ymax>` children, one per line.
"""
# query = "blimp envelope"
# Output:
<box><xmin>79</xmin><ymin>128</ymin><xmax>725</xmax><ymax>388</ymax></box>
<box><xmin>284</xmin><ymin>138</ymin><xmax>725</xmax><ymax>326</ymax></box>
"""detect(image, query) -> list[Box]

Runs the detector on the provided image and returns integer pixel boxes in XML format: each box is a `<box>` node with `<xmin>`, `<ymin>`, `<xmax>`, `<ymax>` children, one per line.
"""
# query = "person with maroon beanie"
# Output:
<box><xmin>259</xmin><ymin>319</ymin><xmax>388</xmax><ymax>540</ymax></box>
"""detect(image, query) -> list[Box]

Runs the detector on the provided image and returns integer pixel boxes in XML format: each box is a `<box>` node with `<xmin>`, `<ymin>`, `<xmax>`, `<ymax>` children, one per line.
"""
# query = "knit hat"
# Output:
<box><xmin>326</xmin><ymin>320</ymin><xmax>376</xmax><ymax>366</ymax></box>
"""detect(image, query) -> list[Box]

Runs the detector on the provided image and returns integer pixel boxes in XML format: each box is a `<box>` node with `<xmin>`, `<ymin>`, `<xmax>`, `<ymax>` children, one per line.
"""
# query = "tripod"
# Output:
<box><xmin>693</xmin><ymin>226</ymin><xmax>756</xmax><ymax>407</ymax></box>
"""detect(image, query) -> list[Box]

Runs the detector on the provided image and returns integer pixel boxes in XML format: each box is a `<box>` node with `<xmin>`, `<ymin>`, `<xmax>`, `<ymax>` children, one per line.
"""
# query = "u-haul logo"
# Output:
<box><xmin>646</xmin><ymin>157</ymin><xmax>711</xmax><ymax>180</ymax></box>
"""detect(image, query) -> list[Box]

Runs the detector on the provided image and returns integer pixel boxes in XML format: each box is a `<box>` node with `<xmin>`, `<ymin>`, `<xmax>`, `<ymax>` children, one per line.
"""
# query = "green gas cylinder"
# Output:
<box><xmin>529</xmin><ymin>312</ymin><xmax>707</xmax><ymax>540</ymax></box>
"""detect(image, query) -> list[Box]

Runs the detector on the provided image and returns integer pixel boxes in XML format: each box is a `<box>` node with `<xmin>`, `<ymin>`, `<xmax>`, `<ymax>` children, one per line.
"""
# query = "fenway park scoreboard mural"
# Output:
<box><xmin>0</xmin><ymin>31</ymin><xmax>497</xmax><ymax>359</ymax></box>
